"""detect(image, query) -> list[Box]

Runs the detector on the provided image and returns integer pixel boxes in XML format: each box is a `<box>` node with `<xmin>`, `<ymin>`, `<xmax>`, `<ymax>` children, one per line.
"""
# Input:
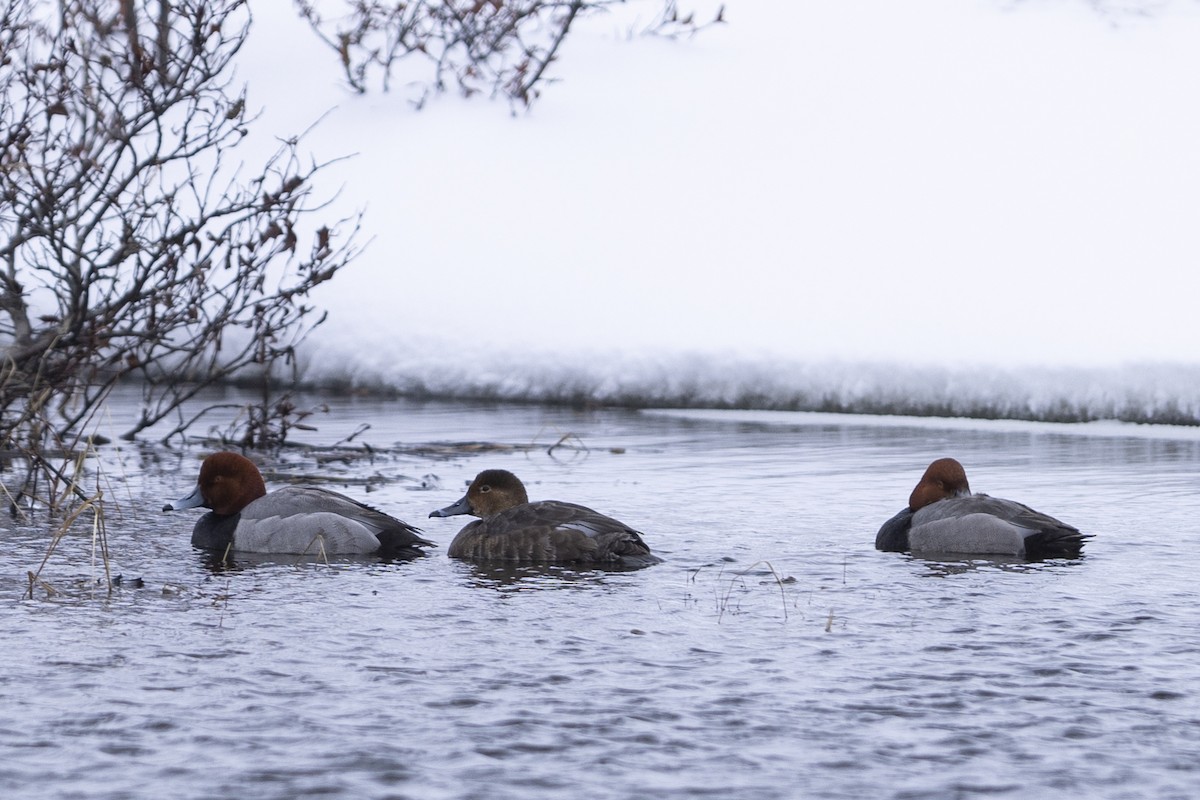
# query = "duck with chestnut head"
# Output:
<box><xmin>876</xmin><ymin>457</ymin><xmax>1090</xmax><ymax>559</ymax></box>
<box><xmin>165</xmin><ymin>452</ymin><xmax>434</xmax><ymax>558</ymax></box>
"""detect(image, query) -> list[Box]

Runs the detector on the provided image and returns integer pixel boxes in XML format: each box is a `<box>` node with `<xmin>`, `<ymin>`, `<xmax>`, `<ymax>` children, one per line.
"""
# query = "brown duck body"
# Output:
<box><xmin>447</xmin><ymin>500</ymin><xmax>658</xmax><ymax>564</ymax></box>
<box><xmin>431</xmin><ymin>469</ymin><xmax>661</xmax><ymax>567</ymax></box>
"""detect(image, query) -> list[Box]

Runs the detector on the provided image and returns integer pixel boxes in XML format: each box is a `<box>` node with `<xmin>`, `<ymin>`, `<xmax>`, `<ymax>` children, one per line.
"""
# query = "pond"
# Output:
<box><xmin>3</xmin><ymin>395</ymin><xmax>1199</xmax><ymax>799</ymax></box>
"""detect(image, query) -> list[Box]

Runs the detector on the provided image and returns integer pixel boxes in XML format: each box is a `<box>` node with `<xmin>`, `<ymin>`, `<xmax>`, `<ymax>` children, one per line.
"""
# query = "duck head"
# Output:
<box><xmin>908</xmin><ymin>457</ymin><xmax>971</xmax><ymax>511</ymax></box>
<box><xmin>163</xmin><ymin>451</ymin><xmax>268</xmax><ymax>517</ymax></box>
<box><xmin>429</xmin><ymin>469</ymin><xmax>530</xmax><ymax>519</ymax></box>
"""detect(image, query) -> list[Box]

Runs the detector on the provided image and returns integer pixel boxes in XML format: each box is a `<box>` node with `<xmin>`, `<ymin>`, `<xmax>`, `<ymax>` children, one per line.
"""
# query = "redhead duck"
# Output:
<box><xmin>876</xmin><ymin>457</ymin><xmax>1090</xmax><ymax>559</ymax></box>
<box><xmin>429</xmin><ymin>469</ymin><xmax>661</xmax><ymax>566</ymax></box>
<box><xmin>164</xmin><ymin>452</ymin><xmax>434</xmax><ymax>557</ymax></box>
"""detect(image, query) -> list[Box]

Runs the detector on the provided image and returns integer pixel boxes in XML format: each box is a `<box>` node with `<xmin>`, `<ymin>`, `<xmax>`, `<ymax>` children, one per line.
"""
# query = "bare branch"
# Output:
<box><xmin>292</xmin><ymin>0</ymin><xmax>725</xmax><ymax>109</ymax></box>
<box><xmin>0</xmin><ymin>0</ymin><xmax>361</xmax><ymax>502</ymax></box>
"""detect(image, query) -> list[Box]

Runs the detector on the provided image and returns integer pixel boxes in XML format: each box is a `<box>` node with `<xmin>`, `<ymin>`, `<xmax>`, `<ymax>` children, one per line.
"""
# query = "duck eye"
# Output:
<box><xmin>480</xmin><ymin>485</ymin><xmax>491</xmax><ymax>494</ymax></box>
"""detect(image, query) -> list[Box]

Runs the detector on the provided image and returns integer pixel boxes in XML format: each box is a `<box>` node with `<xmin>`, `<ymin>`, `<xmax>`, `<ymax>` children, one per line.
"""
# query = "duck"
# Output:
<box><xmin>876</xmin><ymin>457</ymin><xmax>1090</xmax><ymax>559</ymax></box>
<box><xmin>428</xmin><ymin>469</ymin><xmax>661</xmax><ymax>566</ymax></box>
<box><xmin>163</xmin><ymin>452</ymin><xmax>434</xmax><ymax>557</ymax></box>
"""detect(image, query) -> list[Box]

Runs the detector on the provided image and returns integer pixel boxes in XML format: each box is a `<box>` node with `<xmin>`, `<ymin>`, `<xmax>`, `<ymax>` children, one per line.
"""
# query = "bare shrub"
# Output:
<box><xmin>293</xmin><ymin>0</ymin><xmax>725</xmax><ymax>108</ymax></box>
<box><xmin>0</xmin><ymin>0</ymin><xmax>361</xmax><ymax>505</ymax></box>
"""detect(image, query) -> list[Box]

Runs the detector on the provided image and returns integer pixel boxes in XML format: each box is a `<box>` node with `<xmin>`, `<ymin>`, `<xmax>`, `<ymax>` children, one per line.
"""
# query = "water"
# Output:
<box><xmin>3</xmin><ymin>396</ymin><xmax>1199</xmax><ymax>799</ymax></box>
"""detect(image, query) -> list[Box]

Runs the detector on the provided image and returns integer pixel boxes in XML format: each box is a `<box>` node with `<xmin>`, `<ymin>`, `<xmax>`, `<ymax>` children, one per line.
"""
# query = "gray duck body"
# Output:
<box><xmin>166</xmin><ymin>452</ymin><xmax>433</xmax><ymax>557</ymax></box>
<box><xmin>875</xmin><ymin>457</ymin><xmax>1089</xmax><ymax>559</ymax></box>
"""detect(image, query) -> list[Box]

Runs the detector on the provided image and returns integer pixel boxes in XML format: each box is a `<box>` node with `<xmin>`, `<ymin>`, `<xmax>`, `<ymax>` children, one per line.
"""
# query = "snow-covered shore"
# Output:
<box><xmin>236</xmin><ymin>0</ymin><xmax>1200</xmax><ymax>422</ymax></box>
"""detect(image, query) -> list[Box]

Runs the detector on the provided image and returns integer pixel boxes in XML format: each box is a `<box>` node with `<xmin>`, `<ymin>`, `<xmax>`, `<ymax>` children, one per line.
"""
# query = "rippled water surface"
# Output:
<box><xmin>4</xmin><ymin>397</ymin><xmax>1200</xmax><ymax>799</ymax></box>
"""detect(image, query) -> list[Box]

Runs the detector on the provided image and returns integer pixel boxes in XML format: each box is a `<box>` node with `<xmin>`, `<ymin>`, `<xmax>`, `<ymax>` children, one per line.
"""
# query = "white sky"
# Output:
<box><xmin>238</xmin><ymin>0</ymin><xmax>1200</xmax><ymax>373</ymax></box>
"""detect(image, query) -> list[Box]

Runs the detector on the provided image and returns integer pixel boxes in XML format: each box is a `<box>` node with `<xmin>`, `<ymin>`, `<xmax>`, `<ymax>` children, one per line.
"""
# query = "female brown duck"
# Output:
<box><xmin>429</xmin><ymin>469</ymin><xmax>661</xmax><ymax>567</ymax></box>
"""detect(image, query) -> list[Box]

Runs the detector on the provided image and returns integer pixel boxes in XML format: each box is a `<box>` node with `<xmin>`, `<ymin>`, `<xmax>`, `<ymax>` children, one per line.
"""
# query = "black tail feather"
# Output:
<box><xmin>1024</xmin><ymin>529</ymin><xmax>1092</xmax><ymax>560</ymax></box>
<box><xmin>376</xmin><ymin>525</ymin><xmax>436</xmax><ymax>558</ymax></box>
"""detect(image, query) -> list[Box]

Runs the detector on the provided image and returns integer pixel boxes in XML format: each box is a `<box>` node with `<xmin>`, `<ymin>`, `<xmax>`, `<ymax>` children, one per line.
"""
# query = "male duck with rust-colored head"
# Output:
<box><xmin>164</xmin><ymin>452</ymin><xmax>434</xmax><ymax>557</ymax></box>
<box><xmin>875</xmin><ymin>457</ymin><xmax>1090</xmax><ymax>559</ymax></box>
<box><xmin>429</xmin><ymin>469</ymin><xmax>661</xmax><ymax>566</ymax></box>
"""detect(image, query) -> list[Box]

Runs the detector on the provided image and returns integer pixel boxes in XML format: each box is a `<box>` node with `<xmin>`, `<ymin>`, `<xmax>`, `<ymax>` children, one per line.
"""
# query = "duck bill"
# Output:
<box><xmin>163</xmin><ymin>484</ymin><xmax>206</xmax><ymax>513</ymax></box>
<box><xmin>429</xmin><ymin>494</ymin><xmax>472</xmax><ymax>518</ymax></box>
